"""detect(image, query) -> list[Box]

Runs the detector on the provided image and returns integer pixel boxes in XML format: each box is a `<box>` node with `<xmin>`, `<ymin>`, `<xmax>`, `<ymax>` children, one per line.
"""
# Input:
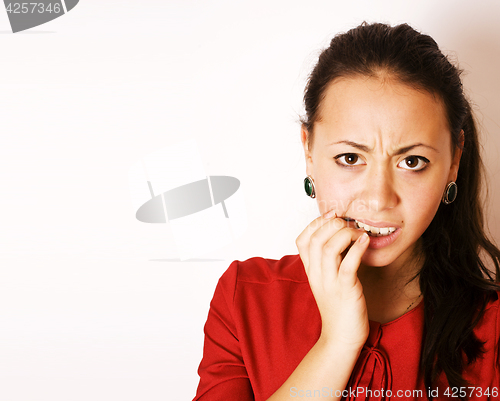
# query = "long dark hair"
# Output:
<box><xmin>300</xmin><ymin>22</ymin><xmax>500</xmax><ymax>396</ymax></box>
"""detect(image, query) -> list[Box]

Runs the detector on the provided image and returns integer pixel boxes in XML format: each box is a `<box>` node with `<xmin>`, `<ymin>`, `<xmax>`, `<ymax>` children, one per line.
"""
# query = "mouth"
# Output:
<box><xmin>343</xmin><ymin>217</ymin><xmax>398</xmax><ymax>237</ymax></box>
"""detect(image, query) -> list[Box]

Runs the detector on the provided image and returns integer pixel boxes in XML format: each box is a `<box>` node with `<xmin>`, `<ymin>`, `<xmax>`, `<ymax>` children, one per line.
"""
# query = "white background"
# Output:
<box><xmin>1</xmin><ymin>1</ymin><xmax>500</xmax><ymax>400</ymax></box>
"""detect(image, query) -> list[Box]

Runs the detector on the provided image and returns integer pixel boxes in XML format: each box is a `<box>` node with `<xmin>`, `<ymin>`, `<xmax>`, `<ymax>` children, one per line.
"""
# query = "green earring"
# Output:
<box><xmin>304</xmin><ymin>176</ymin><xmax>316</xmax><ymax>198</ymax></box>
<box><xmin>442</xmin><ymin>181</ymin><xmax>457</xmax><ymax>204</ymax></box>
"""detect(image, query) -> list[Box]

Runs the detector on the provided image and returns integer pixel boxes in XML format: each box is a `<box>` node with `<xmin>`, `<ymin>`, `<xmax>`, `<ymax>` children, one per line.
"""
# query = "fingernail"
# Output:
<box><xmin>323</xmin><ymin>210</ymin><xmax>336</xmax><ymax>219</ymax></box>
<box><xmin>359</xmin><ymin>233</ymin><xmax>369</xmax><ymax>244</ymax></box>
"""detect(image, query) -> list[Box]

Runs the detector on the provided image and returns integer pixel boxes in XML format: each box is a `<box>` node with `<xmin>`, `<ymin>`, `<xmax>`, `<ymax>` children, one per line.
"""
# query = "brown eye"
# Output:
<box><xmin>345</xmin><ymin>154</ymin><xmax>358</xmax><ymax>164</ymax></box>
<box><xmin>405</xmin><ymin>156</ymin><xmax>418</xmax><ymax>168</ymax></box>
<box><xmin>335</xmin><ymin>153</ymin><xmax>365</xmax><ymax>167</ymax></box>
<box><xmin>398</xmin><ymin>155</ymin><xmax>429</xmax><ymax>171</ymax></box>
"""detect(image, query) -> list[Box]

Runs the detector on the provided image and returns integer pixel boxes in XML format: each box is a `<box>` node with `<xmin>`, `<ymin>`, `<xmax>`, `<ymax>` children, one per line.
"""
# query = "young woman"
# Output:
<box><xmin>193</xmin><ymin>22</ymin><xmax>500</xmax><ymax>401</ymax></box>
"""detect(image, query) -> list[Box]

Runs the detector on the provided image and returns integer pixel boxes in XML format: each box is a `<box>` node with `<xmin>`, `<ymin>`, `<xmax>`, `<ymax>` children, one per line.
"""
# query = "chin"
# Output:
<box><xmin>361</xmin><ymin>249</ymin><xmax>400</xmax><ymax>267</ymax></box>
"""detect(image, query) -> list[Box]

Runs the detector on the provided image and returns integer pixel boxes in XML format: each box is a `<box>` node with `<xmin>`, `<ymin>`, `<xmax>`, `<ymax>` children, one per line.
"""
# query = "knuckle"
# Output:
<box><xmin>339</xmin><ymin>264</ymin><xmax>353</xmax><ymax>276</ymax></box>
<box><xmin>323</xmin><ymin>240</ymin><xmax>338</xmax><ymax>254</ymax></box>
<box><xmin>295</xmin><ymin>236</ymin><xmax>303</xmax><ymax>248</ymax></box>
<box><xmin>309</xmin><ymin>232</ymin><xmax>322</xmax><ymax>246</ymax></box>
<box><xmin>333</xmin><ymin>228</ymin><xmax>350</xmax><ymax>242</ymax></box>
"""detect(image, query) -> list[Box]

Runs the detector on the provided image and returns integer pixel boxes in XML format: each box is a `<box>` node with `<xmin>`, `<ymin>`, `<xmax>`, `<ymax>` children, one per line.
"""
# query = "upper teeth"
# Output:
<box><xmin>356</xmin><ymin>221</ymin><xmax>396</xmax><ymax>236</ymax></box>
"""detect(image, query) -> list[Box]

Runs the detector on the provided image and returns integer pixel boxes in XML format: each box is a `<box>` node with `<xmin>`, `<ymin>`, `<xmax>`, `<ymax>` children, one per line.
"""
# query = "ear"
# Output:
<box><xmin>448</xmin><ymin>130</ymin><xmax>464</xmax><ymax>182</ymax></box>
<box><xmin>301</xmin><ymin>127</ymin><xmax>314</xmax><ymax>177</ymax></box>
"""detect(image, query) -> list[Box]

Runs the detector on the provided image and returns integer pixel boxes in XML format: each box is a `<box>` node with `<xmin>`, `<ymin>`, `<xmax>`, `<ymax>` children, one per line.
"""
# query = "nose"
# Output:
<box><xmin>360</xmin><ymin>164</ymin><xmax>399</xmax><ymax>212</ymax></box>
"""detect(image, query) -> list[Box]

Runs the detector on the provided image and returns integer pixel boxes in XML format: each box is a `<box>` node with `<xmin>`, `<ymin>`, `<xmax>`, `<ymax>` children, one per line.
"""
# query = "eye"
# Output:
<box><xmin>398</xmin><ymin>155</ymin><xmax>429</xmax><ymax>171</ymax></box>
<box><xmin>335</xmin><ymin>153</ymin><xmax>365</xmax><ymax>167</ymax></box>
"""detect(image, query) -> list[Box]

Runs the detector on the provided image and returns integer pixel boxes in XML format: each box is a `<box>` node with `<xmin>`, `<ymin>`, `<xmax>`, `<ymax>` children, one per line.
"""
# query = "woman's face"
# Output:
<box><xmin>302</xmin><ymin>76</ymin><xmax>462</xmax><ymax>268</ymax></box>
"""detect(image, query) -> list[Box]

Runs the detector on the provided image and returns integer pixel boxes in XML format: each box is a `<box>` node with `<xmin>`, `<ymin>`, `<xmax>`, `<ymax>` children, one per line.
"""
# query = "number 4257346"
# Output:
<box><xmin>444</xmin><ymin>387</ymin><xmax>499</xmax><ymax>398</ymax></box>
<box><xmin>6</xmin><ymin>3</ymin><xmax>62</xmax><ymax>14</ymax></box>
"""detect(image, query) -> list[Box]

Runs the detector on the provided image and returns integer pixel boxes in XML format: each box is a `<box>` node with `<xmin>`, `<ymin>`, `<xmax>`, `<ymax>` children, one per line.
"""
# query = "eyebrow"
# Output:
<box><xmin>329</xmin><ymin>140</ymin><xmax>440</xmax><ymax>155</ymax></box>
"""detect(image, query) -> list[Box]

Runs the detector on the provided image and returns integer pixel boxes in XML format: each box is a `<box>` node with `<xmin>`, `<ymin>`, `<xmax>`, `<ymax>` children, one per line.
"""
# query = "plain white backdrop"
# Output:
<box><xmin>1</xmin><ymin>1</ymin><xmax>499</xmax><ymax>400</ymax></box>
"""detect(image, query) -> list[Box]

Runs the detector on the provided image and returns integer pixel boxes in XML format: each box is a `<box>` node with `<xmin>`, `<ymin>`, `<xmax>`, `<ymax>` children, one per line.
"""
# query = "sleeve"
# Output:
<box><xmin>193</xmin><ymin>261</ymin><xmax>255</xmax><ymax>401</ymax></box>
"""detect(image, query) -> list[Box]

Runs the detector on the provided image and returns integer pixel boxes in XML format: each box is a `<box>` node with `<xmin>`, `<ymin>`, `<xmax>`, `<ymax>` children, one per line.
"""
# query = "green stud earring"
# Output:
<box><xmin>304</xmin><ymin>176</ymin><xmax>316</xmax><ymax>198</ymax></box>
<box><xmin>442</xmin><ymin>181</ymin><xmax>457</xmax><ymax>204</ymax></box>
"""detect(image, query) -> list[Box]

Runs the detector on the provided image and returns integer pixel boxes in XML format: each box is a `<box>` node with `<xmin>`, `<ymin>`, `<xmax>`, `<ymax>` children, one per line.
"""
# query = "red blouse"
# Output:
<box><xmin>193</xmin><ymin>255</ymin><xmax>500</xmax><ymax>400</ymax></box>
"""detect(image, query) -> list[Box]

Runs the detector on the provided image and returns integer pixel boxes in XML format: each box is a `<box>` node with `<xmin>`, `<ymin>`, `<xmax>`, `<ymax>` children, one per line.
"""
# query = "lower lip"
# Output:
<box><xmin>363</xmin><ymin>228</ymin><xmax>402</xmax><ymax>249</ymax></box>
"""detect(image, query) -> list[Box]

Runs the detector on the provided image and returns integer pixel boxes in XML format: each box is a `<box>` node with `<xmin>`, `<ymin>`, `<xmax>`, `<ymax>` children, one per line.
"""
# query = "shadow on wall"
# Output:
<box><xmin>439</xmin><ymin>12</ymin><xmax>500</xmax><ymax>247</ymax></box>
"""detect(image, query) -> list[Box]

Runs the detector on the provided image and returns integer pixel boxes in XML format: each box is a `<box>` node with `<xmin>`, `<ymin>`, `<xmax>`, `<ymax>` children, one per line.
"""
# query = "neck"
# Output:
<box><xmin>358</xmin><ymin>241</ymin><xmax>424</xmax><ymax>324</ymax></box>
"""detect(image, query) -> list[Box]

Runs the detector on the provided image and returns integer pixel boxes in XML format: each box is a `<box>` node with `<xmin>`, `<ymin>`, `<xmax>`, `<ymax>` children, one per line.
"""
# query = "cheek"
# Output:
<box><xmin>403</xmin><ymin>179</ymin><xmax>444</xmax><ymax>229</ymax></box>
<box><xmin>314</xmin><ymin>172</ymin><xmax>361</xmax><ymax>215</ymax></box>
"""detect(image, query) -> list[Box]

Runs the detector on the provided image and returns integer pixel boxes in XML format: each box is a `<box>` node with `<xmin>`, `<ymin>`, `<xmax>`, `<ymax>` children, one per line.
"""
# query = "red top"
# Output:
<box><xmin>193</xmin><ymin>255</ymin><xmax>500</xmax><ymax>400</ymax></box>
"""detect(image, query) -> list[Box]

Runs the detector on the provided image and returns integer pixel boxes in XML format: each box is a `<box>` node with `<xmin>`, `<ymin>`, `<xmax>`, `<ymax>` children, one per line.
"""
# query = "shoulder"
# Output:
<box><xmin>482</xmin><ymin>290</ymin><xmax>500</xmax><ymax>319</ymax></box>
<box><xmin>233</xmin><ymin>254</ymin><xmax>307</xmax><ymax>283</ymax></box>
<box><xmin>474</xmin><ymin>290</ymin><xmax>500</xmax><ymax>338</ymax></box>
<box><xmin>474</xmin><ymin>291</ymin><xmax>500</xmax><ymax>375</ymax></box>
<box><xmin>215</xmin><ymin>254</ymin><xmax>308</xmax><ymax>300</ymax></box>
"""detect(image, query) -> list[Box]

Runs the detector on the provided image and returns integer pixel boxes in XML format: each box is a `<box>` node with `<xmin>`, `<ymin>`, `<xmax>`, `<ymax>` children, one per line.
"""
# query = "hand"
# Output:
<box><xmin>296</xmin><ymin>211</ymin><xmax>371</xmax><ymax>350</ymax></box>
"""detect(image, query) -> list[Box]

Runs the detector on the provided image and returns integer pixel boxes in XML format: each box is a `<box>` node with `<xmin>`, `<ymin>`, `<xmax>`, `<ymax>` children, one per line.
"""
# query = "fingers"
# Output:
<box><xmin>320</xmin><ymin>226</ymin><xmax>365</xmax><ymax>269</ymax></box>
<box><xmin>296</xmin><ymin>211</ymin><xmax>337</xmax><ymax>269</ymax></box>
<box><xmin>295</xmin><ymin>212</ymin><xmax>371</xmax><ymax>347</ymax></box>
<box><xmin>308</xmin><ymin>218</ymin><xmax>351</xmax><ymax>276</ymax></box>
<box><xmin>296</xmin><ymin>210</ymin><xmax>361</xmax><ymax>276</ymax></box>
<box><xmin>338</xmin><ymin>233</ymin><xmax>370</xmax><ymax>288</ymax></box>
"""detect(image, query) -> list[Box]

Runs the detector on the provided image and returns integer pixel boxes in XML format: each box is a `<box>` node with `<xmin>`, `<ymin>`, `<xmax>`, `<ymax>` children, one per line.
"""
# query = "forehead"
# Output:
<box><xmin>314</xmin><ymin>76</ymin><xmax>450</xmax><ymax>149</ymax></box>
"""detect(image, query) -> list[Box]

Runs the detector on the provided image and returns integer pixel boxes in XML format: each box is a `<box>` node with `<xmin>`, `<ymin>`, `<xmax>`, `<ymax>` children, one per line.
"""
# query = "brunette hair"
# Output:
<box><xmin>300</xmin><ymin>22</ymin><xmax>500</xmax><ymax>396</ymax></box>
